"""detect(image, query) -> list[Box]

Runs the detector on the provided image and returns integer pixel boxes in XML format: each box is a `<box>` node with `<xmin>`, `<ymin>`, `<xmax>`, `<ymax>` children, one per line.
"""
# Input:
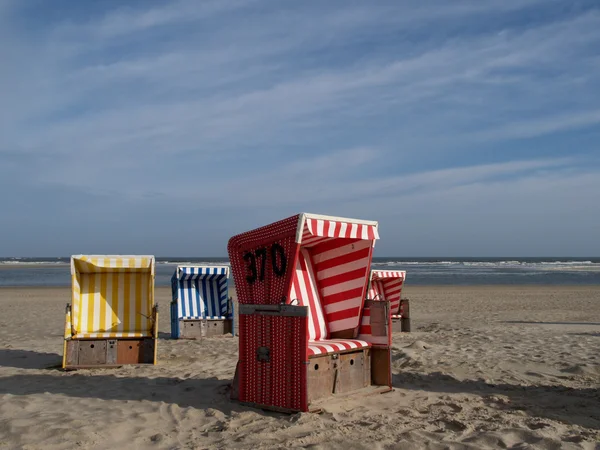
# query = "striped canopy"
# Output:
<box><xmin>171</xmin><ymin>266</ymin><xmax>230</xmax><ymax>320</ymax></box>
<box><xmin>229</xmin><ymin>212</ymin><xmax>379</xmax><ymax>336</ymax></box>
<box><xmin>70</xmin><ymin>255</ymin><xmax>155</xmax><ymax>338</ymax></box>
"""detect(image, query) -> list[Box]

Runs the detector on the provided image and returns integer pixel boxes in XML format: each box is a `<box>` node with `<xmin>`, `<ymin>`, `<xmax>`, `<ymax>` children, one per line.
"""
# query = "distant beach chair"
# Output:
<box><xmin>170</xmin><ymin>265</ymin><xmax>233</xmax><ymax>339</ymax></box>
<box><xmin>62</xmin><ymin>255</ymin><xmax>158</xmax><ymax>369</ymax></box>
<box><xmin>228</xmin><ymin>213</ymin><xmax>393</xmax><ymax>413</ymax></box>
<box><xmin>369</xmin><ymin>270</ymin><xmax>410</xmax><ymax>332</ymax></box>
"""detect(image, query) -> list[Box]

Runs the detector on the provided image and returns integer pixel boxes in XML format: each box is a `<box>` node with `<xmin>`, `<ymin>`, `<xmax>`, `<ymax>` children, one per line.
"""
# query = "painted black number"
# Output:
<box><xmin>271</xmin><ymin>243</ymin><xmax>287</xmax><ymax>277</ymax></box>
<box><xmin>243</xmin><ymin>243</ymin><xmax>288</xmax><ymax>285</ymax></box>
<box><xmin>255</xmin><ymin>247</ymin><xmax>267</xmax><ymax>282</ymax></box>
<box><xmin>243</xmin><ymin>251</ymin><xmax>257</xmax><ymax>284</ymax></box>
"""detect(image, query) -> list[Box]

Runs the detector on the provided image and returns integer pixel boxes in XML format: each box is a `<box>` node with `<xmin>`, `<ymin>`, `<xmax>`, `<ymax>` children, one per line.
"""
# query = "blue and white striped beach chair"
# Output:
<box><xmin>170</xmin><ymin>265</ymin><xmax>233</xmax><ymax>338</ymax></box>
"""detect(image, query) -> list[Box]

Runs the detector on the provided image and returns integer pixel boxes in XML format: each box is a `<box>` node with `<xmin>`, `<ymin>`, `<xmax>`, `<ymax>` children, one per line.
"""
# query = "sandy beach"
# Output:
<box><xmin>0</xmin><ymin>285</ymin><xmax>599</xmax><ymax>449</ymax></box>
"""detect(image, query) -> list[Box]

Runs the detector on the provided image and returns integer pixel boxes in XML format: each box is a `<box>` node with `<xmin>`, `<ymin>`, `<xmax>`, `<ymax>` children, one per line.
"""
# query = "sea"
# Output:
<box><xmin>1</xmin><ymin>257</ymin><xmax>599</xmax><ymax>287</ymax></box>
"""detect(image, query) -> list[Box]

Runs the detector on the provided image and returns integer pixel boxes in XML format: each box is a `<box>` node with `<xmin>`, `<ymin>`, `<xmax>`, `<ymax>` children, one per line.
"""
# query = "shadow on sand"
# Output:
<box><xmin>0</xmin><ymin>349</ymin><xmax>268</xmax><ymax>416</ymax></box>
<box><xmin>503</xmin><ymin>321</ymin><xmax>600</xmax><ymax>326</ymax></box>
<box><xmin>393</xmin><ymin>371</ymin><xmax>600</xmax><ymax>430</ymax></box>
<box><xmin>0</xmin><ymin>348</ymin><xmax>63</xmax><ymax>369</ymax></box>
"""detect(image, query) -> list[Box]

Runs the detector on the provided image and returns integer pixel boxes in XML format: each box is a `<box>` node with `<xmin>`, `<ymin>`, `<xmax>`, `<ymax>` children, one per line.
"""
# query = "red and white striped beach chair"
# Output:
<box><xmin>368</xmin><ymin>270</ymin><xmax>409</xmax><ymax>332</ymax></box>
<box><xmin>228</xmin><ymin>213</ymin><xmax>393</xmax><ymax>412</ymax></box>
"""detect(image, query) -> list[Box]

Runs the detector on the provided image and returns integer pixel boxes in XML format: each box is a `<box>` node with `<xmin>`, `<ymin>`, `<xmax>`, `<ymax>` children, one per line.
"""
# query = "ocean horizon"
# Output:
<box><xmin>1</xmin><ymin>256</ymin><xmax>599</xmax><ymax>287</ymax></box>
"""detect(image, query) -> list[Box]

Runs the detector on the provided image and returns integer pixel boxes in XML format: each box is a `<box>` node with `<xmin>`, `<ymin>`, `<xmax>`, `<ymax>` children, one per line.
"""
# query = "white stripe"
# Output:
<box><xmin>316</xmin><ymin>258</ymin><xmax>367</xmax><ymax>280</ymax></box>
<box><xmin>322</xmin><ymin>298</ymin><xmax>360</xmax><ymax>314</ymax></box>
<box><xmin>320</xmin><ymin>277</ymin><xmax>364</xmax><ymax>297</ymax></box>
<box><xmin>339</xmin><ymin>222</ymin><xmax>348</xmax><ymax>237</ymax></box>
<box><xmin>182</xmin><ymin>280</ymin><xmax>189</xmax><ymax>318</ymax></box>
<box><xmin>308</xmin><ymin>345</ymin><xmax>323</xmax><ymax>356</ymax></box>
<box><xmin>191</xmin><ymin>280</ymin><xmax>198</xmax><ymax>318</ymax></box>
<box><xmin>295</xmin><ymin>259</ymin><xmax>317</xmax><ymax>340</ymax></box>
<box><xmin>327</xmin><ymin>221</ymin><xmax>336</xmax><ymax>237</ymax></box>
<box><xmin>350</xmin><ymin>223</ymin><xmax>358</xmax><ymax>238</ymax></box>
<box><xmin>177</xmin><ymin>282</ymin><xmax>183</xmax><ymax>318</ymax></box>
<box><xmin>116</xmin><ymin>272</ymin><xmax>124</xmax><ymax>332</ymax></box>
<box><xmin>361</xmin><ymin>225</ymin><xmax>369</xmax><ymax>240</ymax></box>
<box><xmin>316</xmin><ymin>219</ymin><xmax>324</xmax><ymax>236</ymax></box>
<box><xmin>319</xmin><ymin>344</ymin><xmax>336</xmax><ymax>353</ymax></box>
<box><xmin>302</xmin><ymin>249</ymin><xmax>327</xmax><ymax>339</ymax></box>
<box><xmin>312</xmin><ymin>239</ymin><xmax>370</xmax><ymax>264</ymax></box>
<box><xmin>373</xmin><ymin>226</ymin><xmax>379</xmax><ymax>240</ymax></box>
<box><xmin>328</xmin><ymin>317</ymin><xmax>356</xmax><ymax>332</ymax></box>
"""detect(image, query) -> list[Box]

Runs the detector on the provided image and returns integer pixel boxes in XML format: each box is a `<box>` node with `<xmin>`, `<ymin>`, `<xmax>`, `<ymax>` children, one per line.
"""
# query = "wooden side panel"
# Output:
<box><xmin>371</xmin><ymin>347</ymin><xmax>392</xmax><ymax>387</ymax></box>
<box><xmin>117</xmin><ymin>340</ymin><xmax>143</xmax><ymax>364</ymax></box>
<box><xmin>307</xmin><ymin>355</ymin><xmax>334</xmax><ymax>404</ymax></box>
<box><xmin>78</xmin><ymin>340</ymin><xmax>107</xmax><ymax>366</ymax></box>
<box><xmin>205</xmin><ymin>319</ymin><xmax>228</xmax><ymax>337</ymax></box>
<box><xmin>400</xmin><ymin>318</ymin><xmax>411</xmax><ymax>332</ymax></box>
<box><xmin>337</xmin><ymin>350</ymin><xmax>370</xmax><ymax>394</ymax></box>
<box><xmin>65</xmin><ymin>340</ymin><xmax>79</xmax><ymax>367</ymax></box>
<box><xmin>106</xmin><ymin>340</ymin><xmax>118</xmax><ymax>365</ymax></box>
<box><xmin>142</xmin><ymin>339</ymin><xmax>155</xmax><ymax>363</ymax></box>
<box><xmin>369</xmin><ymin>302</ymin><xmax>388</xmax><ymax>337</ymax></box>
<box><xmin>180</xmin><ymin>320</ymin><xmax>205</xmax><ymax>339</ymax></box>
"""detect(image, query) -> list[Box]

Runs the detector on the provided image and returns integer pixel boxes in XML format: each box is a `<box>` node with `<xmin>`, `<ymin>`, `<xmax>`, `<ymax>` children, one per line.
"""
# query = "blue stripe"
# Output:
<box><xmin>195</xmin><ymin>278</ymin><xmax>203</xmax><ymax>317</ymax></box>
<box><xmin>201</xmin><ymin>277</ymin><xmax>209</xmax><ymax>318</ymax></box>
<box><xmin>209</xmin><ymin>269</ymin><xmax>218</xmax><ymax>316</ymax></box>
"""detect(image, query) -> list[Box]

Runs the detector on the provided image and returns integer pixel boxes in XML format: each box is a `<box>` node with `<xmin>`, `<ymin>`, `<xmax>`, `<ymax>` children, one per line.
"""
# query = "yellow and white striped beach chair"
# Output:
<box><xmin>62</xmin><ymin>255</ymin><xmax>158</xmax><ymax>369</ymax></box>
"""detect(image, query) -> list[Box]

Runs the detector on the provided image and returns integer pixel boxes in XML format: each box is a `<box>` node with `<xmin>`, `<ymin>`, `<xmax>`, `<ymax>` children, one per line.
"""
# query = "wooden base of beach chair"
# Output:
<box><xmin>391</xmin><ymin>317</ymin><xmax>411</xmax><ymax>332</ymax></box>
<box><xmin>307</xmin><ymin>349</ymin><xmax>371</xmax><ymax>404</ymax></box>
<box><xmin>64</xmin><ymin>338</ymin><xmax>155</xmax><ymax>369</ymax></box>
<box><xmin>178</xmin><ymin>319</ymin><xmax>233</xmax><ymax>339</ymax></box>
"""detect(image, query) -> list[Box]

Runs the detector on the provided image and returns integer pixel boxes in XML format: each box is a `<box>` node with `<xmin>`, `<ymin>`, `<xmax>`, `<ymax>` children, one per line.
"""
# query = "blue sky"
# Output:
<box><xmin>1</xmin><ymin>0</ymin><xmax>599</xmax><ymax>257</ymax></box>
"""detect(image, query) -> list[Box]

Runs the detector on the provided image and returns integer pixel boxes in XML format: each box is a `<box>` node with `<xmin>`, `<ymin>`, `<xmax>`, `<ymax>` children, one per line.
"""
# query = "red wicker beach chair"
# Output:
<box><xmin>228</xmin><ymin>213</ymin><xmax>393</xmax><ymax>412</ymax></box>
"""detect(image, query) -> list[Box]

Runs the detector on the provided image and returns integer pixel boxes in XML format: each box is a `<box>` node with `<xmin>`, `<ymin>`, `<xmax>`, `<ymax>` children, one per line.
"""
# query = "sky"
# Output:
<box><xmin>1</xmin><ymin>0</ymin><xmax>599</xmax><ymax>257</ymax></box>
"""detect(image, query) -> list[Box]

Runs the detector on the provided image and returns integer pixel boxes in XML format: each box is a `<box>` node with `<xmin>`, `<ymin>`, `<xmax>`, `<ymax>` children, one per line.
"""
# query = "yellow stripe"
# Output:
<box><xmin>99</xmin><ymin>271</ymin><xmax>107</xmax><ymax>331</ymax></box>
<box><xmin>72</xmin><ymin>274</ymin><xmax>79</xmax><ymax>333</ymax></box>
<box><xmin>111</xmin><ymin>272</ymin><xmax>119</xmax><ymax>332</ymax></box>
<box><xmin>62</xmin><ymin>339</ymin><xmax>67</xmax><ymax>369</ymax></box>
<box><xmin>135</xmin><ymin>273</ymin><xmax>142</xmax><ymax>332</ymax></box>
<box><xmin>87</xmin><ymin>274</ymin><xmax>95</xmax><ymax>333</ymax></box>
<box><xmin>79</xmin><ymin>274</ymin><xmax>88</xmax><ymax>334</ymax></box>
<box><xmin>123</xmin><ymin>272</ymin><xmax>131</xmax><ymax>332</ymax></box>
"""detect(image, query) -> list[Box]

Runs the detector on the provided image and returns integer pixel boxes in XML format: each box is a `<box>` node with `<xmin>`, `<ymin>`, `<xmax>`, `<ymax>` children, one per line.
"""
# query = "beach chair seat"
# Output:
<box><xmin>307</xmin><ymin>339</ymin><xmax>371</xmax><ymax>356</ymax></box>
<box><xmin>229</xmin><ymin>213</ymin><xmax>393</xmax><ymax>413</ymax></box>
<box><xmin>72</xmin><ymin>332</ymin><xmax>151</xmax><ymax>339</ymax></box>
<box><xmin>170</xmin><ymin>265</ymin><xmax>233</xmax><ymax>338</ymax></box>
<box><xmin>62</xmin><ymin>255</ymin><xmax>158</xmax><ymax>369</ymax></box>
